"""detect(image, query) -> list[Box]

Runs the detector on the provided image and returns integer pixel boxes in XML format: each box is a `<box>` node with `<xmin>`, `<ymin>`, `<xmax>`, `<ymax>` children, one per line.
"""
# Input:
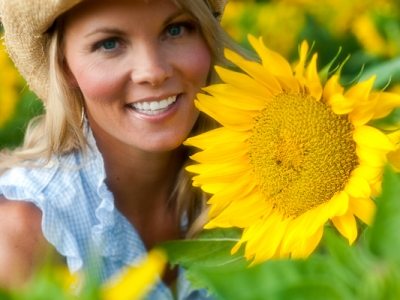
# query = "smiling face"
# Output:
<box><xmin>63</xmin><ymin>0</ymin><xmax>212</xmax><ymax>153</ymax></box>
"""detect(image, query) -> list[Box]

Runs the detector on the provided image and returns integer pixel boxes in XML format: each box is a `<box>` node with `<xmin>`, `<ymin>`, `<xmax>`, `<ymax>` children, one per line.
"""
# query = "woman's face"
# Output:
<box><xmin>63</xmin><ymin>0</ymin><xmax>211</xmax><ymax>153</ymax></box>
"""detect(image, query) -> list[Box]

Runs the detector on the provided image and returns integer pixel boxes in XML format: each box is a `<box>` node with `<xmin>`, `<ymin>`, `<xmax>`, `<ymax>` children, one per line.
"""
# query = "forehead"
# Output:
<box><xmin>62</xmin><ymin>0</ymin><xmax>182</xmax><ymax>26</ymax></box>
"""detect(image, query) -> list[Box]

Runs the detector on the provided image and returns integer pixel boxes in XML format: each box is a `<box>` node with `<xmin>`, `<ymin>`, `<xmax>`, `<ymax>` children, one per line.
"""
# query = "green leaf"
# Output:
<box><xmin>367</xmin><ymin>167</ymin><xmax>400</xmax><ymax>262</ymax></box>
<box><xmin>160</xmin><ymin>228</ymin><xmax>247</xmax><ymax>290</ymax></box>
<box><xmin>161</xmin><ymin>228</ymin><xmax>246</xmax><ymax>269</ymax></box>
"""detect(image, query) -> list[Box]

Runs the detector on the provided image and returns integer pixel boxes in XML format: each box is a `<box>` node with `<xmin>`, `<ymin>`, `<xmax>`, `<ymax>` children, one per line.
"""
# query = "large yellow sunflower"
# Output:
<box><xmin>185</xmin><ymin>35</ymin><xmax>400</xmax><ymax>263</ymax></box>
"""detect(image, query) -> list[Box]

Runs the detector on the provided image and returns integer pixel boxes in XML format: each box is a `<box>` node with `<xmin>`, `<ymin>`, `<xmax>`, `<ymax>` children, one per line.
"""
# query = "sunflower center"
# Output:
<box><xmin>248</xmin><ymin>93</ymin><xmax>358</xmax><ymax>218</ymax></box>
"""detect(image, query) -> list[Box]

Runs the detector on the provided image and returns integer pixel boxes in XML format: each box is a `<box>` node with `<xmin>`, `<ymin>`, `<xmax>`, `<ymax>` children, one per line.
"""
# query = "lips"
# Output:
<box><xmin>128</xmin><ymin>95</ymin><xmax>177</xmax><ymax>116</ymax></box>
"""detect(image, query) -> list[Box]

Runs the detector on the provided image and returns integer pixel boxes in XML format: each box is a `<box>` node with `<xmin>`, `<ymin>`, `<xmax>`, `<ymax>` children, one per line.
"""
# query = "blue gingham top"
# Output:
<box><xmin>0</xmin><ymin>127</ymin><xmax>211</xmax><ymax>300</ymax></box>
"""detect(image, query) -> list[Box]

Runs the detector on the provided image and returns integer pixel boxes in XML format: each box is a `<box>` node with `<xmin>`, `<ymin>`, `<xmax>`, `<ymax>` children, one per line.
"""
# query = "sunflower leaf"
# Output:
<box><xmin>161</xmin><ymin>228</ymin><xmax>246</xmax><ymax>269</ymax></box>
<box><xmin>366</xmin><ymin>166</ymin><xmax>400</xmax><ymax>262</ymax></box>
<box><xmin>160</xmin><ymin>228</ymin><xmax>247</xmax><ymax>291</ymax></box>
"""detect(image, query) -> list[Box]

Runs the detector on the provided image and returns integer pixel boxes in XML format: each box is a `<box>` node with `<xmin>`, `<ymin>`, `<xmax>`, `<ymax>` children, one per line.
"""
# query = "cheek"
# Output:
<box><xmin>178</xmin><ymin>42</ymin><xmax>212</xmax><ymax>86</ymax></box>
<box><xmin>68</xmin><ymin>59</ymin><xmax>124</xmax><ymax>102</ymax></box>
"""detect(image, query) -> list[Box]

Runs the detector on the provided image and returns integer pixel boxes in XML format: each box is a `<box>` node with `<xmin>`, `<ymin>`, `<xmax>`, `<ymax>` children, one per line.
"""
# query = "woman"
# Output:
<box><xmin>0</xmin><ymin>0</ymin><xmax>231</xmax><ymax>298</ymax></box>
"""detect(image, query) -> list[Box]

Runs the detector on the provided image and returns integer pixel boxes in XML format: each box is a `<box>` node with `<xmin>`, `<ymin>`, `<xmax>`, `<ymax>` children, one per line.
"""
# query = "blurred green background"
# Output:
<box><xmin>1</xmin><ymin>0</ymin><xmax>400</xmax><ymax>149</ymax></box>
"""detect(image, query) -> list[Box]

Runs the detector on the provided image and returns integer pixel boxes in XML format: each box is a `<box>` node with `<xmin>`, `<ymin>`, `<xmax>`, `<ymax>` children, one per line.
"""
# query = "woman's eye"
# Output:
<box><xmin>102</xmin><ymin>39</ymin><xmax>118</xmax><ymax>50</ymax></box>
<box><xmin>165</xmin><ymin>22</ymin><xmax>196</xmax><ymax>38</ymax></box>
<box><xmin>93</xmin><ymin>38</ymin><xmax>120</xmax><ymax>52</ymax></box>
<box><xmin>167</xmin><ymin>24</ymin><xmax>183</xmax><ymax>37</ymax></box>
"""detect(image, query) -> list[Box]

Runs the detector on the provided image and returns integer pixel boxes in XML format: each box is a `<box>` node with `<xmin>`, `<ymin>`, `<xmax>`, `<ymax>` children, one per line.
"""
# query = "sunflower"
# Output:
<box><xmin>185</xmin><ymin>35</ymin><xmax>400</xmax><ymax>263</ymax></box>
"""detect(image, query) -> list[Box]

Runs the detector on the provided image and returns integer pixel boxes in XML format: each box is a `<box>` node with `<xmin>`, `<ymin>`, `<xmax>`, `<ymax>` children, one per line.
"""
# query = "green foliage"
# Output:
<box><xmin>0</xmin><ymin>90</ymin><xmax>43</xmax><ymax>149</ymax></box>
<box><xmin>368</xmin><ymin>167</ymin><xmax>400</xmax><ymax>262</ymax></box>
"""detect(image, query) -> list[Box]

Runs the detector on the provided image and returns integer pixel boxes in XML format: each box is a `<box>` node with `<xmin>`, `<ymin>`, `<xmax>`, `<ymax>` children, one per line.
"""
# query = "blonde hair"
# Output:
<box><xmin>0</xmin><ymin>0</ymin><xmax>238</xmax><ymax>235</ymax></box>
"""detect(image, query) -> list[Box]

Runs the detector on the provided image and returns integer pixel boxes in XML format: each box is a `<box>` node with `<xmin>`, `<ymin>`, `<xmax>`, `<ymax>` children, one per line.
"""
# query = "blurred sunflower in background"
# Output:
<box><xmin>0</xmin><ymin>40</ymin><xmax>20</xmax><ymax>128</ymax></box>
<box><xmin>102</xmin><ymin>249</ymin><xmax>167</xmax><ymax>300</ymax></box>
<box><xmin>185</xmin><ymin>35</ymin><xmax>400</xmax><ymax>263</ymax></box>
<box><xmin>222</xmin><ymin>0</ymin><xmax>400</xmax><ymax>86</ymax></box>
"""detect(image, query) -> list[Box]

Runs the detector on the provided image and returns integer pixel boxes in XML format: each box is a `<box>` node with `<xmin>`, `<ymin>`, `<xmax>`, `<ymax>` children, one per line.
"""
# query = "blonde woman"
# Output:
<box><xmin>0</xmin><ymin>0</ymin><xmax>231</xmax><ymax>298</ymax></box>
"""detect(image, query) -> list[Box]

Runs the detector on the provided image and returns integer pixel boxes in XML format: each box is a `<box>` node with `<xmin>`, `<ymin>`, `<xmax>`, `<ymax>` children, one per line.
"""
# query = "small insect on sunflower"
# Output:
<box><xmin>185</xmin><ymin>35</ymin><xmax>400</xmax><ymax>263</ymax></box>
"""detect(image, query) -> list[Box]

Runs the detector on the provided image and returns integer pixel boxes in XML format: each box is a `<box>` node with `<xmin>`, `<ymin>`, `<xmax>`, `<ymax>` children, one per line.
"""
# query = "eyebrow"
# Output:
<box><xmin>84</xmin><ymin>9</ymin><xmax>188</xmax><ymax>38</ymax></box>
<box><xmin>85</xmin><ymin>28</ymin><xmax>125</xmax><ymax>38</ymax></box>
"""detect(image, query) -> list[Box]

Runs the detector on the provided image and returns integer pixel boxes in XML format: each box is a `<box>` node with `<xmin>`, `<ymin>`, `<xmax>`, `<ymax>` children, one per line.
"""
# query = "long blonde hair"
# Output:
<box><xmin>0</xmin><ymin>0</ymin><xmax>238</xmax><ymax>234</ymax></box>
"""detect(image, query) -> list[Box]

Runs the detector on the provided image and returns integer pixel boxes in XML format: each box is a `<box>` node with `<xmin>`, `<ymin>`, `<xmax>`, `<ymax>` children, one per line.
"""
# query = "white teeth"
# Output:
<box><xmin>131</xmin><ymin>96</ymin><xmax>177</xmax><ymax>114</ymax></box>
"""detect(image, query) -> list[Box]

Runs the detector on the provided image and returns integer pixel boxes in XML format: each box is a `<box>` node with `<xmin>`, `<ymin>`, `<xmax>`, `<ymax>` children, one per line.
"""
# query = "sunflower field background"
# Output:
<box><xmin>1</xmin><ymin>0</ymin><xmax>400</xmax><ymax>299</ymax></box>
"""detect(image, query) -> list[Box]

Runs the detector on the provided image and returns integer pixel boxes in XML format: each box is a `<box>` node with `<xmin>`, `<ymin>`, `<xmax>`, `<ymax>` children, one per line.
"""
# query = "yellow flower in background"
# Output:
<box><xmin>0</xmin><ymin>39</ymin><xmax>20</xmax><ymax>128</ymax></box>
<box><xmin>222</xmin><ymin>1</ymin><xmax>304</xmax><ymax>57</ymax></box>
<box><xmin>352</xmin><ymin>14</ymin><xmax>388</xmax><ymax>57</ymax></box>
<box><xmin>185</xmin><ymin>36</ymin><xmax>400</xmax><ymax>263</ymax></box>
<box><xmin>220</xmin><ymin>1</ymin><xmax>249</xmax><ymax>43</ymax></box>
<box><xmin>102</xmin><ymin>249</ymin><xmax>167</xmax><ymax>300</ymax></box>
<box><xmin>256</xmin><ymin>3</ymin><xmax>304</xmax><ymax>58</ymax></box>
<box><xmin>388</xmin><ymin>131</ymin><xmax>400</xmax><ymax>172</ymax></box>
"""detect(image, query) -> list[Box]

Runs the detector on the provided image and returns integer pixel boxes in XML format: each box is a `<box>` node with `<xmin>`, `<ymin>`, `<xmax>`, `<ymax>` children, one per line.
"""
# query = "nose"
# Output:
<box><xmin>130</xmin><ymin>43</ymin><xmax>173</xmax><ymax>86</ymax></box>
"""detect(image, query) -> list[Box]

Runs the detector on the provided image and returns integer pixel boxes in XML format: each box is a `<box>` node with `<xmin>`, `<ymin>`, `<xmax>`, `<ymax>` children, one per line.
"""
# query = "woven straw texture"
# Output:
<box><xmin>0</xmin><ymin>0</ymin><xmax>227</xmax><ymax>102</ymax></box>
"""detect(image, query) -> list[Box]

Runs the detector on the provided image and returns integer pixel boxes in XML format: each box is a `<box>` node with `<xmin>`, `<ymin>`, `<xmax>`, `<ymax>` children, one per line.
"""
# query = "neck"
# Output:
<box><xmin>92</xmin><ymin>129</ymin><xmax>186</xmax><ymax>249</ymax></box>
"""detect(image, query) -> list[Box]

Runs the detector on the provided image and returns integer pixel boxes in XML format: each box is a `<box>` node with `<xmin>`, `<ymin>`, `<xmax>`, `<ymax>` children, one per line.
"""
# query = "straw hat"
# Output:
<box><xmin>0</xmin><ymin>0</ymin><xmax>228</xmax><ymax>102</ymax></box>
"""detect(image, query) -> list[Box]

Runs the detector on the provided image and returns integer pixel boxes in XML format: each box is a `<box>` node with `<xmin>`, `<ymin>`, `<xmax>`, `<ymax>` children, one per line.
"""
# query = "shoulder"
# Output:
<box><xmin>0</xmin><ymin>197</ymin><xmax>48</xmax><ymax>287</ymax></box>
<box><xmin>0</xmin><ymin>152</ymin><xmax>90</xmax><ymax>205</ymax></box>
<box><xmin>0</xmin><ymin>196</ymin><xmax>42</xmax><ymax>233</ymax></box>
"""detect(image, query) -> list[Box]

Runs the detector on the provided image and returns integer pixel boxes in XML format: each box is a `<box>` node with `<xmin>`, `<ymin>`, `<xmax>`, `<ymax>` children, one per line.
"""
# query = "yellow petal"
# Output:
<box><xmin>305</xmin><ymin>53</ymin><xmax>323</xmax><ymax>101</ymax></box>
<box><xmin>195</xmin><ymin>95</ymin><xmax>256</xmax><ymax>131</ymax></box>
<box><xmin>345</xmin><ymin>76</ymin><xmax>375</xmax><ymax>103</ymax></box>
<box><xmin>388</xmin><ymin>130</ymin><xmax>400</xmax><ymax>146</ymax></box>
<box><xmin>252</xmin><ymin>215</ymin><xmax>290</xmax><ymax>262</ymax></box>
<box><xmin>224</xmin><ymin>48</ymin><xmax>283</xmax><ymax>94</ymax></box>
<box><xmin>188</xmin><ymin>162</ymin><xmax>252</xmax><ymax>186</ymax></box>
<box><xmin>290</xmin><ymin>226</ymin><xmax>323</xmax><ymax>259</ymax></box>
<box><xmin>208</xmin><ymin>192</ymin><xmax>266</xmax><ymax>228</ymax></box>
<box><xmin>328</xmin><ymin>93</ymin><xmax>356</xmax><ymax>114</ymax></box>
<box><xmin>294</xmin><ymin>40</ymin><xmax>309</xmax><ymax>79</ymax></box>
<box><xmin>197</xmin><ymin>182</ymin><xmax>229</xmax><ymax>194</ymax></box>
<box><xmin>353</xmin><ymin>125</ymin><xmax>396</xmax><ymax>151</ymax></box>
<box><xmin>282</xmin><ymin>197</ymin><xmax>339</xmax><ymax>253</ymax></box>
<box><xmin>323</xmin><ymin>75</ymin><xmax>344</xmax><ymax>101</ymax></box>
<box><xmin>190</xmin><ymin>142</ymin><xmax>248</xmax><ymax>164</ymax></box>
<box><xmin>327</xmin><ymin>190</ymin><xmax>350</xmax><ymax>216</ymax></box>
<box><xmin>215</xmin><ymin>65</ymin><xmax>274</xmax><ymax>97</ymax></box>
<box><xmin>331</xmin><ymin>212</ymin><xmax>358</xmax><ymax>244</ymax></box>
<box><xmin>208</xmin><ymin>175</ymin><xmax>257</xmax><ymax>217</ymax></box>
<box><xmin>203</xmin><ymin>84</ymin><xmax>269</xmax><ymax>110</ymax></box>
<box><xmin>248</xmin><ymin>35</ymin><xmax>294</xmax><ymax>79</ymax></box>
<box><xmin>185</xmin><ymin>127</ymin><xmax>247</xmax><ymax>150</ymax></box>
<box><xmin>243</xmin><ymin>212</ymin><xmax>280</xmax><ymax>261</ymax></box>
<box><xmin>388</xmin><ymin>148</ymin><xmax>400</xmax><ymax>172</ymax></box>
<box><xmin>348</xmin><ymin>93</ymin><xmax>378</xmax><ymax>126</ymax></box>
<box><xmin>351</xmin><ymin>165</ymin><xmax>382</xmax><ymax>183</ymax></box>
<box><xmin>349</xmin><ymin>197</ymin><xmax>376</xmax><ymax>225</ymax></box>
<box><xmin>371</xmin><ymin>92</ymin><xmax>400</xmax><ymax>119</ymax></box>
<box><xmin>356</xmin><ymin>145</ymin><xmax>388</xmax><ymax>167</ymax></box>
<box><xmin>345</xmin><ymin>175</ymin><xmax>371</xmax><ymax>199</ymax></box>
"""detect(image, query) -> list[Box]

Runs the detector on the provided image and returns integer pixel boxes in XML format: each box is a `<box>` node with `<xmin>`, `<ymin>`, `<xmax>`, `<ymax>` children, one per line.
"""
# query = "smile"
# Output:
<box><xmin>129</xmin><ymin>95</ymin><xmax>177</xmax><ymax>115</ymax></box>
